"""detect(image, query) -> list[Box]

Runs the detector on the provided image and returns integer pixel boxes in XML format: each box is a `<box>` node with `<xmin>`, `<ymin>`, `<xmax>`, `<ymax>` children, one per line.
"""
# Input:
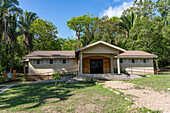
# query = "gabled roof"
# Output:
<box><xmin>75</xmin><ymin>41</ymin><xmax>126</xmax><ymax>52</ymax></box>
<box><xmin>25</xmin><ymin>51</ymin><xmax>75</xmax><ymax>58</ymax></box>
<box><xmin>119</xmin><ymin>51</ymin><xmax>158</xmax><ymax>58</ymax></box>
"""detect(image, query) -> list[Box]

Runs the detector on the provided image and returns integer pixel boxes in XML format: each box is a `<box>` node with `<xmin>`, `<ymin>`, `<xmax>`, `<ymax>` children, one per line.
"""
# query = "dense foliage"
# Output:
<box><xmin>0</xmin><ymin>0</ymin><xmax>169</xmax><ymax>74</ymax></box>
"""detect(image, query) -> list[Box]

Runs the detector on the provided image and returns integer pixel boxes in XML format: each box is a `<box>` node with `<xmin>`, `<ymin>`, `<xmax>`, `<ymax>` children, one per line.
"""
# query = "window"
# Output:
<box><xmin>59</xmin><ymin>59</ymin><xmax>63</xmax><ymax>64</ymax></box>
<box><xmin>33</xmin><ymin>60</ymin><xmax>37</xmax><ymax>65</ymax></box>
<box><xmin>123</xmin><ymin>59</ymin><xmax>127</xmax><ymax>63</ymax></box>
<box><xmin>128</xmin><ymin>59</ymin><xmax>132</xmax><ymax>63</ymax></box>
<box><xmin>50</xmin><ymin>59</ymin><xmax>53</xmax><ymax>64</ymax></box>
<box><xmin>135</xmin><ymin>59</ymin><xmax>138</xmax><ymax>63</ymax></box>
<box><xmin>63</xmin><ymin>59</ymin><xmax>66</xmax><ymax>64</ymax></box>
<box><xmin>146</xmin><ymin>59</ymin><xmax>150</xmax><ymax>63</ymax></box>
<box><xmin>66</xmin><ymin>59</ymin><xmax>70</xmax><ymax>64</ymax></box>
<box><xmin>120</xmin><ymin>59</ymin><xmax>123</xmax><ymax>63</ymax></box>
<box><xmin>143</xmin><ymin>59</ymin><xmax>146</xmax><ymax>63</ymax></box>
<box><xmin>37</xmin><ymin>59</ymin><xmax>40</xmax><ymax>64</ymax></box>
<box><xmin>46</xmin><ymin>60</ymin><xmax>50</xmax><ymax>64</ymax></box>
<box><xmin>132</xmin><ymin>59</ymin><xmax>135</xmax><ymax>63</ymax></box>
<box><xmin>140</xmin><ymin>59</ymin><xmax>143</xmax><ymax>63</ymax></box>
<box><xmin>40</xmin><ymin>60</ymin><xmax>44</xmax><ymax>64</ymax></box>
<box><xmin>53</xmin><ymin>60</ymin><xmax>58</xmax><ymax>64</ymax></box>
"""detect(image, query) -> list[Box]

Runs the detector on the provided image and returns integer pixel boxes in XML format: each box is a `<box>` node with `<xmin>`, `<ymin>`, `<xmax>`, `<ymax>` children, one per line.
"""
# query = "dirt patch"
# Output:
<box><xmin>103</xmin><ymin>81</ymin><xmax>170</xmax><ymax>112</ymax></box>
<box><xmin>43</xmin><ymin>98</ymin><xmax>60</xmax><ymax>103</ymax></box>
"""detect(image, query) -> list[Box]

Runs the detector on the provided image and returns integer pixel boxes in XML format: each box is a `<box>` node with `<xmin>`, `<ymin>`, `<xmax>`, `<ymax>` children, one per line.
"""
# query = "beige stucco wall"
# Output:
<box><xmin>113</xmin><ymin>58</ymin><xmax>154</xmax><ymax>75</ymax></box>
<box><xmin>28</xmin><ymin>58</ymin><xmax>78</xmax><ymax>75</ymax></box>
<box><xmin>81</xmin><ymin>43</ymin><xmax>119</xmax><ymax>54</ymax></box>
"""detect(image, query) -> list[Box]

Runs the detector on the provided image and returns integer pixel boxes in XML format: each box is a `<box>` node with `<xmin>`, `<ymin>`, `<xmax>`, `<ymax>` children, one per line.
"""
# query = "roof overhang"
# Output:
<box><xmin>76</xmin><ymin>41</ymin><xmax>126</xmax><ymax>53</ymax></box>
<box><xmin>24</xmin><ymin>56</ymin><xmax>75</xmax><ymax>59</ymax></box>
<box><xmin>114</xmin><ymin>55</ymin><xmax>158</xmax><ymax>58</ymax></box>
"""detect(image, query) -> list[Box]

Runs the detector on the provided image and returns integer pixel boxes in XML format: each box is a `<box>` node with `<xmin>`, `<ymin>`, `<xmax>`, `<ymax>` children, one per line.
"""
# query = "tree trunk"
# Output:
<box><xmin>0</xmin><ymin>32</ymin><xmax>2</xmax><ymax>60</ymax></box>
<box><xmin>77</xmin><ymin>32</ymin><xmax>80</xmax><ymax>48</ymax></box>
<box><xmin>86</xmin><ymin>26</ymin><xmax>89</xmax><ymax>46</ymax></box>
<box><xmin>10</xmin><ymin>50</ymin><xmax>14</xmax><ymax>73</ymax></box>
<box><xmin>126</xmin><ymin>31</ymin><xmax>129</xmax><ymax>39</ymax></box>
<box><xmin>4</xmin><ymin>19</ymin><xmax>8</xmax><ymax>45</ymax></box>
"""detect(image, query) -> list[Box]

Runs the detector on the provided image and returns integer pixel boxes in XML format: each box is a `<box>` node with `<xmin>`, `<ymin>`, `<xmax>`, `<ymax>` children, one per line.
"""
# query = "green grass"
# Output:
<box><xmin>127</xmin><ymin>72</ymin><xmax>170</xmax><ymax>92</ymax></box>
<box><xmin>0</xmin><ymin>82</ymin><xmax>157</xmax><ymax>113</ymax></box>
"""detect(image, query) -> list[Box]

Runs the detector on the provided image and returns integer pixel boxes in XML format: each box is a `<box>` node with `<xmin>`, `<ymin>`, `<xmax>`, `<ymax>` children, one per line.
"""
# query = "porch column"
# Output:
<box><xmin>80</xmin><ymin>53</ymin><xmax>83</xmax><ymax>74</ymax></box>
<box><xmin>111</xmin><ymin>55</ymin><xmax>114</xmax><ymax>73</ymax></box>
<box><xmin>117</xmin><ymin>53</ymin><xmax>120</xmax><ymax>74</ymax></box>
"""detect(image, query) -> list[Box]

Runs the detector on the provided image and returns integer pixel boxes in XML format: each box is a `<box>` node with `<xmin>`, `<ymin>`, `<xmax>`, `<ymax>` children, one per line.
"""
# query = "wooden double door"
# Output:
<box><xmin>83</xmin><ymin>56</ymin><xmax>111</xmax><ymax>74</ymax></box>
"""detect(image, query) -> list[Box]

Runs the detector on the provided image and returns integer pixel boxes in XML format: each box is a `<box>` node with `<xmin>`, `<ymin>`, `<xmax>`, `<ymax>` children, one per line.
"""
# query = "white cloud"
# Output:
<box><xmin>100</xmin><ymin>0</ymin><xmax>134</xmax><ymax>18</ymax></box>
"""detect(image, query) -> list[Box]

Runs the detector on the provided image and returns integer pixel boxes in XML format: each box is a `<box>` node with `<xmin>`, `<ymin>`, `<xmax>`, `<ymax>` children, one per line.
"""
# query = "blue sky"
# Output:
<box><xmin>18</xmin><ymin>0</ymin><xmax>136</xmax><ymax>38</ymax></box>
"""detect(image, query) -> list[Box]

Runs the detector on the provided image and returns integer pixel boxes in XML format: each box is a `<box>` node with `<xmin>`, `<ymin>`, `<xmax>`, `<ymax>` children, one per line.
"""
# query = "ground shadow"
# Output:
<box><xmin>0</xmin><ymin>81</ymin><xmax>95</xmax><ymax>111</ymax></box>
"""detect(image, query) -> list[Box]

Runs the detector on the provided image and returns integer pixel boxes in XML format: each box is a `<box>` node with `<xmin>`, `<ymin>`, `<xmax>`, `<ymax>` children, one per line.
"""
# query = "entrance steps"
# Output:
<box><xmin>75</xmin><ymin>73</ymin><xmax>134</xmax><ymax>80</ymax></box>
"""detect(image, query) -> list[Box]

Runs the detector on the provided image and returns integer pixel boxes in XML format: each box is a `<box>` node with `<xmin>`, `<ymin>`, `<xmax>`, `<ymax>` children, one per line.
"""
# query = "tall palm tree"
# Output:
<box><xmin>19</xmin><ymin>10</ymin><xmax>37</xmax><ymax>53</ymax></box>
<box><xmin>120</xmin><ymin>11</ymin><xmax>139</xmax><ymax>38</ymax></box>
<box><xmin>7</xmin><ymin>13</ymin><xmax>23</xmax><ymax>73</ymax></box>
<box><xmin>0</xmin><ymin>0</ymin><xmax>21</xmax><ymax>59</ymax></box>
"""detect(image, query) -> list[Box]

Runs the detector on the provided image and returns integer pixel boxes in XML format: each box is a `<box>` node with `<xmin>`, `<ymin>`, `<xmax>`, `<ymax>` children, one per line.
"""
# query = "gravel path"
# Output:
<box><xmin>103</xmin><ymin>81</ymin><xmax>170</xmax><ymax>113</ymax></box>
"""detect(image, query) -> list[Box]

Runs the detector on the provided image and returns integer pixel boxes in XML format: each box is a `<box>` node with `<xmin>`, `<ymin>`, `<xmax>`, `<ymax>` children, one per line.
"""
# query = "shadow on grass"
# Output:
<box><xmin>0</xmin><ymin>81</ymin><xmax>95</xmax><ymax>111</ymax></box>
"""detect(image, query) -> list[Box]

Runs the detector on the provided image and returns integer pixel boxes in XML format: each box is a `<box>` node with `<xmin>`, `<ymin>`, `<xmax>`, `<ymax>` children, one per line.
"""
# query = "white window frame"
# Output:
<box><xmin>66</xmin><ymin>59</ymin><xmax>70</xmax><ymax>64</ymax></box>
<box><xmin>123</xmin><ymin>59</ymin><xmax>127</xmax><ymax>64</ymax></box>
<box><xmin>46</xmin><ymin>59</ymin><xmax>50</xmax><ymax>64</ymax></box>
<box><xmin>135</xmin><ymin>59</ymin><xmax>139</xmax><ymax>63</ymax></box>
<box><xmin>32</xmin><ymin>60</ymin><xmax>37</xmax><ymax>65</ymax></box>
<box><xmin>128</xmin><ymin>59</ymin><xmax>132</xmax><ymax>63</ymax></box>
<box><xmin>59</xmin><ymin>59</ymin><xmax>63</xmax><ymax>64</ymax></box>
<box><xmin>53</xmin><ymin>59</ymin><xmax>58</xmax><ymax>64</ymax></box>
<box><xmin>146</xmin><ymin>59</ymin><xmax>150</xmax><ymax>63</ymax></box>
<box><xmin>140</xmin><ymin>59</ymin><xmax>144</xmax><ymax>63</ymax></box>
<box><xmin>40</xmin><ymin>60</ymin><xmax>45</xmax><ymax>65</ymax></box>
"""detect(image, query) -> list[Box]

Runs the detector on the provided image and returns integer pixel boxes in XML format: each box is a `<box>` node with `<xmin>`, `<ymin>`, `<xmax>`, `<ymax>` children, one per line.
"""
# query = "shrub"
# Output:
<box><xmin>0</xmin><ymin>76</ymin><xmax>5</xmax><ymax>84</ymax></box>
<box><xmin>52</xmin><ymin>73</ymin><xmax>62</xmax><ymax>86</ymax></box>
<box><xmin>52</xmin><ymin>73</ymin><xmax>61</xmax><ymax>80</ymax></box>
<box><xmin>85</xmin><ymin>77</ymin><xmax>95</xmax><ymax>83</ymax></box>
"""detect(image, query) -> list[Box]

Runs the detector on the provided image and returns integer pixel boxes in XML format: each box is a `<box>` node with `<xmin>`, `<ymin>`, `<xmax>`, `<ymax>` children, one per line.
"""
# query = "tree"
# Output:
<box><xmin>19</xmin><ymin>10</ymin><xmax>37</xmax><ymax>53</ymax></box>
<box><xmin>81</xmin><ymin>14</ymin><xmax>99</xmax><ymax>45</ymax></box>
<box><xmin>122</xmin><ymin>0</ymin><xmax>156</xmax><ymax>18</ymax></box>
<box><xmin>61</xmin><ymin>37</ymin><xmax>78</xmax><ymax>50</ymax></box>
<box><xmin>67</xmin><ymin>16</ymin><xmax>84</xmax><ymax>48</ymax></box>
<box><xmin>156</xmin><ymin>0</ymin><xmax>170</xmax><ymax>24</ymax></box>
<box><xmin>94</xmin><ymin>16</ymin><xmax>123</xmax><ymax>45</ymax></box>
<box><xmin>7</xmin><ymin>13</ymin><xmax>23</xmax><ymax>73</ymax></box>
<box><xmin>30</xmin><ymin>19</ymin><xmax>58</xmax><ymax>50</ymax></box>
<box><xmin>128</xmin><ymin>17</ymin><xmax>169</xmax><ymax>66</ymax></box>
<box><xmin>0</xmin><ymin>0</ymin><xmax>21</xmax><ymax>59</ymax></box>
<box><xmin>120</xmin><ymin>11</ymin><xmax>140</xmax><ymax>39</ymax></box>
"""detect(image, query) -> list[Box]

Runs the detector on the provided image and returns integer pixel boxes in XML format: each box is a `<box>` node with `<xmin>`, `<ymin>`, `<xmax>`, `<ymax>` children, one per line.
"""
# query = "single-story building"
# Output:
<box><xmin>23</xmin><ymin>41</ymin><xmax>157</xmax><ymax>76</ymax></box>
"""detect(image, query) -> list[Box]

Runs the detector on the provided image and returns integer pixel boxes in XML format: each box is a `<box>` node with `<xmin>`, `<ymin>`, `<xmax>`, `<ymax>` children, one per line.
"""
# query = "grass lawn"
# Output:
<box><xmin>127</xmin><ymin>72</ymin><xmax>170</xmax><ymax>92</ymax></box>
<box><xmin>0</xmin><ymin>82</ymin><xmax>157</xmax><ymax>113</ymax></box>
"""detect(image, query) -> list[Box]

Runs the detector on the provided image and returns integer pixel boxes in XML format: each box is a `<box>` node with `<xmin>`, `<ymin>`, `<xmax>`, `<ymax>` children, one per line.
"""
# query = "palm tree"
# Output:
<box><xmin>7</xmin><ymin>13</ymin><xmax>23</xmax><ymax>73</ymax></box>
<box><xmin>0</xmin><ymin>0</ymin><xmax>21</xmax><ymax>59</ymax></box>
<box><xmin>120</xmin><ymin>11</ymin><xmax>139</xmax><ymax>38</ymax></box>
<box><xmin>19</xmin><ymin>10</ymin><xmax>37</xmax><ymax>53</ymax></box>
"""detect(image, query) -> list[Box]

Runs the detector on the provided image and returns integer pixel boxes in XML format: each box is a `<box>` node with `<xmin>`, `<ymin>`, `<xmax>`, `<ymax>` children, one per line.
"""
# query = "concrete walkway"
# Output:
<box><xmin>0</xmin><ymin>84</ymin><xmax>15</xmax><ymax>94</ymax></box>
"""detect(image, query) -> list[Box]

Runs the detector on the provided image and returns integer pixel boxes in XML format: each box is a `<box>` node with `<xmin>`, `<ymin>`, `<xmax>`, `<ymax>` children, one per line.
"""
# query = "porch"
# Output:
<box><xmin>76</xmin><ymin>41</ymin><xmax>126</xmax><ymax>75</ymax></box>
<box><xmin>79</xmin><ymin>54</ymin><xmax>121</xmax><ymax>74</ymax></box>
